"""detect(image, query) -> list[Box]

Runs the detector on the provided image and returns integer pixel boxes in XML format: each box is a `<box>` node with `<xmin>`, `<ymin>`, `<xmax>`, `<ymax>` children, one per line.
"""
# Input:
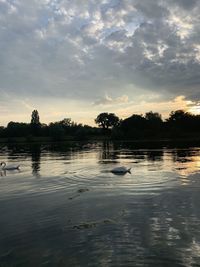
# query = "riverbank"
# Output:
<box><xmin>1</xmin><ymin>135</ymin><xmax>200</xmax><ymax>148</ymax></box>
<box><xmin>0</xmin><ymin>135</ymin><xmax>109</xmax><ymax>144</ymax></box>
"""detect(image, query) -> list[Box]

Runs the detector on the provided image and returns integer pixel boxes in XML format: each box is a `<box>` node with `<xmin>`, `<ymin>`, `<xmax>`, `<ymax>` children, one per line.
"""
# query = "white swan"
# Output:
<box><xmin>111</xmin><ymin>166</ymin><xmax>131</xmax><ymax>174</ymax></box>
<box><xmin>0</xmin><ymin>162</ymin><xmax>20</xmax><ymax>170</ymax></box>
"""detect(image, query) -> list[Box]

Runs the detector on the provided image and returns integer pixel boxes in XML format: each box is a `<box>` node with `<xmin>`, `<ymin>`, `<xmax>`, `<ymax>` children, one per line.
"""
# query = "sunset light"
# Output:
<box><xmin>189</xmin><ymin>105</ymin><xmax>200</xmax><ymax>115</ymax></box>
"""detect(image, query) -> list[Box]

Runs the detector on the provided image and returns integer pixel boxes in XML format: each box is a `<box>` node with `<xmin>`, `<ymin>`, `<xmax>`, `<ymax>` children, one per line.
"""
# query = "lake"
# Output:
<box><xmin>0</xmin><ymin>141</ymin><xmax>200</xmax><ymax>267</ymax></box>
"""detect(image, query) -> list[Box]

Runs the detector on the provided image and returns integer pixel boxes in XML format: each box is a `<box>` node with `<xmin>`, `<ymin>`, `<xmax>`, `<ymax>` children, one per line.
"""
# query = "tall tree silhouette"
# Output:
<box><xmin>31</xmin><ymin>110</ymin><xmax>40</xmax><ymax>125</ymax></box>
<box><xmin>31</xmin><ymin>110</ymin><xmax>41</xmax><ymax>136</ymax></box>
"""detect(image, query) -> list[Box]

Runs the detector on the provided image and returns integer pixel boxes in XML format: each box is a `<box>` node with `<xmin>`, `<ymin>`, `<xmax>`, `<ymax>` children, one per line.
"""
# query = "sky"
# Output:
<box><xmin>0</xmin><ymin>0</ymin><xmax>200</xmax><ymax>126</ymax></box>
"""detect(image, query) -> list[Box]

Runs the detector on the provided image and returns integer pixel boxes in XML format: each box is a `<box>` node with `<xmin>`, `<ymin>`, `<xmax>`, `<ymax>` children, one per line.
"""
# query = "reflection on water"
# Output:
<box><xmin>146</xmin><ymin>149</ymin><xmax>164</xmax><ymax>162</ymax></box>
<box><xmin>31</xmin><ymin>144</ymin><xmax>41</xmax><ymax>177</ymax></box>
<box><xmin>99</xmin><ymin>141</ymin><xmax>120</xmax><ymax>164</ymax></box>
<box><xmin>0</xmin><ymin>142</ymin><xmax>200</xmax><ymax>266</ymax></box>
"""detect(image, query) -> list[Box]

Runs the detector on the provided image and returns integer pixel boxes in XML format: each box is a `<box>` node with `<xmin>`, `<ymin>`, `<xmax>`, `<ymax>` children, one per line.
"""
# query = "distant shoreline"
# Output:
<box><xmin>1</xmin><ymin>136</ymin><xmax>200</xmax><ymax>146</ymax></box>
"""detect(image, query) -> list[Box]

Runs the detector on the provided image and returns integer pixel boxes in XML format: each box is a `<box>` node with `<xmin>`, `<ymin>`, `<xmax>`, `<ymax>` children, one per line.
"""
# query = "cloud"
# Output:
<box><xmin>115</xmin><ymin>95</ymin><xmax>198</xmax><ymax>119</ymax></box>
<box><xmin>168</xmin><ymin>0</ymin><xmax>198</xmax><ymax>10</ymax></box>
<box><xmin>93</xmin><ymin>94</ymin><xmax>129</xmax><ymax>106</ymax></box>
<box><xmin>0</xmin><ymin>0</ymin><xmax>200</xmax><ymax>125</ymax></box>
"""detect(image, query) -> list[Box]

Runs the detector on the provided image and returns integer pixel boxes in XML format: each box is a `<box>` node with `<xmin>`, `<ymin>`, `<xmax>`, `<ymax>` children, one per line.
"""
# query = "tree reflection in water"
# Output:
<box><xmin>31</xmin><ymin>144</ymin><xmax>41</xmax><ymax>177</ymax></box>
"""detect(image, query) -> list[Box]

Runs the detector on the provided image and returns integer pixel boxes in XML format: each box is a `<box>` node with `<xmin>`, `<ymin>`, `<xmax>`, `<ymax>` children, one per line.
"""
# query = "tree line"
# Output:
<box><xmin>0</xmin><ymin>110</ymin><xmax>100</xmax><ymax>141</ymax></box>
<box><xmin>0</xmin><ymin>109</ymin><xmax>200</xmax><ymax>141</ymax></box>
<box><xmin>95</xmin><ymin>110</ymin><xmax>200</xmax><ymax>139</ymax></box>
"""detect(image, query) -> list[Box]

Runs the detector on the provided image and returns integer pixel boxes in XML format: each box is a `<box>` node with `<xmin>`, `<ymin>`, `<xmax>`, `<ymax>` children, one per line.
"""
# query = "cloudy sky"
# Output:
<box><xmin>0</xmin><ymin>0</ymin><xmax>200</xmax><ymax>126</ymax></box>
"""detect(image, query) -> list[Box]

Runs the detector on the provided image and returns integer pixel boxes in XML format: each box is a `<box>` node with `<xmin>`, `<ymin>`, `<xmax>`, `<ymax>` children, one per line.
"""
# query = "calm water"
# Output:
<box><xmin>0</xmin><ymin>141</ymin><xmax>200</xmax><ymax>267</ymax></box>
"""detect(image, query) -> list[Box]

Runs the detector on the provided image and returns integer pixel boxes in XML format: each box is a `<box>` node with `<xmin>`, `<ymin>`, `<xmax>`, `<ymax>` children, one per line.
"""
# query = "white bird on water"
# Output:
<box><xmin>0</xmin><ymin>162</ymin><xmax>20</xmax><ymax>171</ymax></box>
<box><xmin>111</xmin><ymin>166</ymin><xmax>131</xmax><ymax>174</ymax></box>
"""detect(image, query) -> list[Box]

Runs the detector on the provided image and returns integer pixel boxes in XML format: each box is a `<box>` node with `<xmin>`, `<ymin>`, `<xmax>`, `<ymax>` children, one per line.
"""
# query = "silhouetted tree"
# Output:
<box><xmin>6</xmin><ymin>122</ymin><xmax>30</xmax><ymax>137</ymax></box>
<box><xmin>145</xmin><ymin>111</ymin><xmax>163</xmax><ymax>133</ymax></box>
<box><xmin>40</xmin><ymin>123</ymin><xmax>49</xmax><ymax>136</ymax></box>
<box><xmin>0</xmin><ymin>126</ymin><xmax>5</xmax><ymax>137</ymax></box>
<box><xmin>31</xmin><ymin>110</ymin><xmax>40</xmax><ymax>125</ymax></box>
<box><xmin>145</xmin><ymin>111</ymin><xmax>162</xmax><ymax>123</ymax></box>
<box><xmin>49</xmin><ymin>123</ymin><xmax>65</xmax><ymax>141</ymax></box>
<box><xmin>167</xmin><ymin>110</ymin><xmax>191</xmax><ymax>122</ymax></box>
<box><xmin>167</xmin><ymin>110</ymin><xmax>193</xmax><ymax>130</ymax></box>
<box><xmin>1</xmin><ymin>108</ymin><xmax>200</xmax><ymax>141</ymax></box>
<box><xmin>120</xmin><ymin>114</ymin><xmax>147</xmax><ymax>137</ymax></box>
<box><xmin>60</xmin><ymin>118</ymin><xmax>71</xmax><ymax>127</ymax></box>
<box><xmin>58</xmin><ymin>118</ymin><xmax>72</xmax><ymax>134</ymax></box>
<box><xmin>95</xmin><ymin>113</ymin><xmax>119</xmax><ymax>129</ymax></box>
<box><xmin>30</xmin><ymin>110</ymin><xmax>41</xmax><ymax>136</ymax></box>
<box><xmin>165</xmin><ymin>109</ymin><xmax>200</xmax><ymax>137</ymax></box>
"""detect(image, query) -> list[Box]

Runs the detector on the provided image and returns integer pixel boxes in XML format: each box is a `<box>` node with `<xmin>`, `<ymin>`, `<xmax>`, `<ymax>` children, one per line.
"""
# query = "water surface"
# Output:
<box><xmin>0</xmin><ymin>142</ymin><xmax>200</xmax><ymax>266</ymax></box>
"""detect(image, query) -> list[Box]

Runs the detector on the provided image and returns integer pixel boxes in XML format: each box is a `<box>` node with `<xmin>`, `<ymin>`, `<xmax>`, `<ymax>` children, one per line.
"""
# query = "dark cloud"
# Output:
<box><xmin>169</xmin><ymin>0</ymin><xmax>198</xmax><ymax>10</ymax></box>
<box><xmin>134</xmin><ymin>0</ymin><xmax>169</xmax><ymax>18</ymax></box>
